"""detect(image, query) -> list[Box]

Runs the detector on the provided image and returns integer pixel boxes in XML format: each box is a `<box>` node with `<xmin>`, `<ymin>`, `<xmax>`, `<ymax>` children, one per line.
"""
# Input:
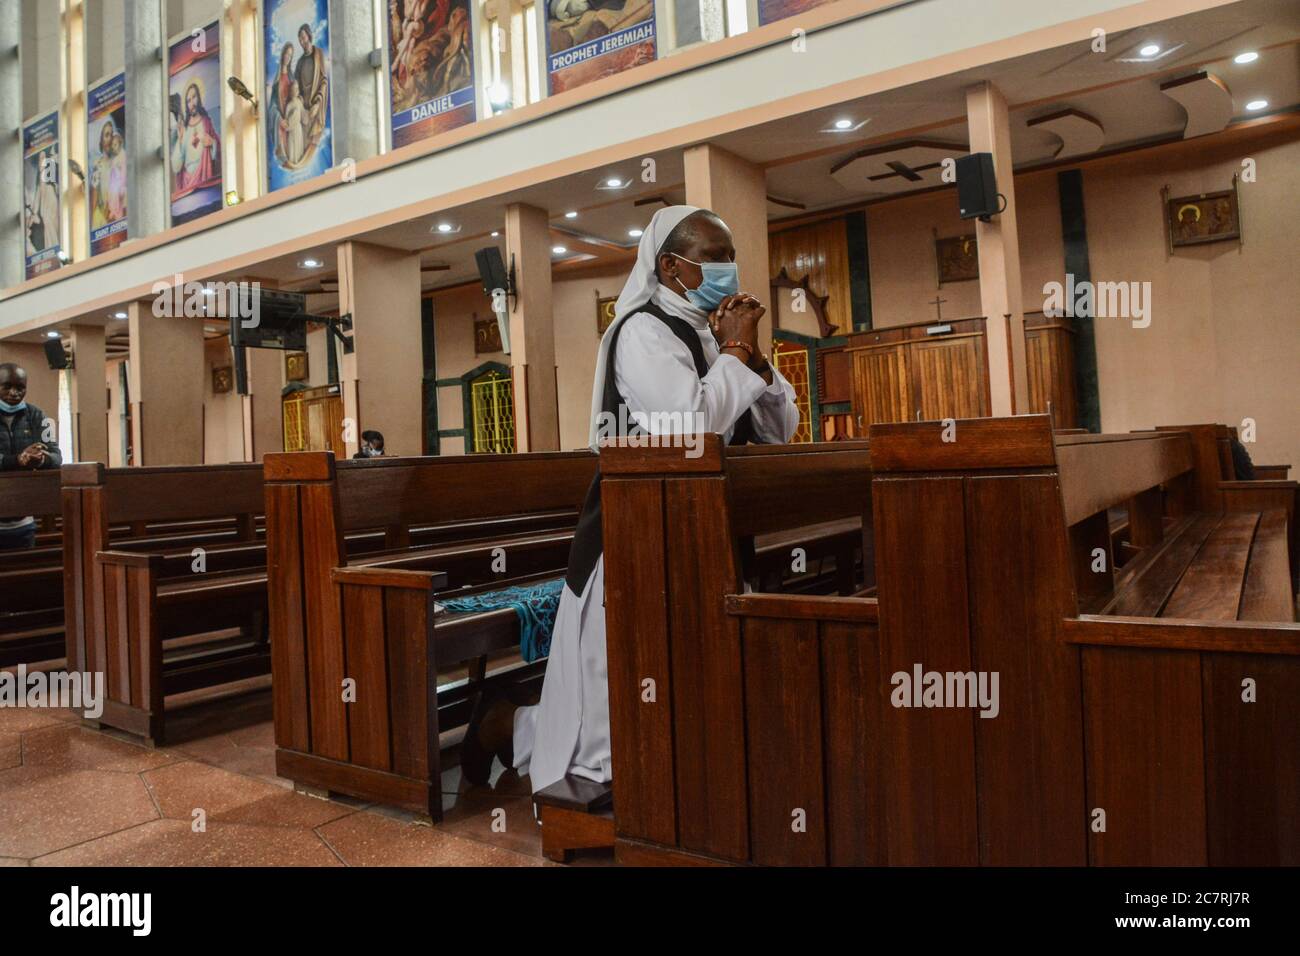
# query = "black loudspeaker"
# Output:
<box><xmin>956</xmin><ymin>152</ymin><xmax>1001</xmax><ymax>221</ymax></box>
<box><xmin>44</xmin><ymin>337</ymin><xmax>70</xmax><ymax>370</ymax></box>
<box><xmin>475</xmin><ymin>246</ymin><xmax>508</xmax><ymax>296</ymax></box>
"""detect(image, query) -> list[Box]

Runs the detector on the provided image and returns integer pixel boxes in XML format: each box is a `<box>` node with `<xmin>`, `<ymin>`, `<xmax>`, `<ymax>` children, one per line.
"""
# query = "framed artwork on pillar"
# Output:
<box><xmin>474</xmin><ymin>314</ymin><xmax>504</xmax><ymax>354</ymax></box>
<box><xmin>212</xmin><ymin>366</ymin><xmax>234</xmax><ymax>394</ymax></box>
<box><xmin>596</xmin><ymin>296</ymin><xmax>618</xmax><ymax>335</ymax></box>
<box><xmin>285</xmin><ymin>351</ymin><xmax>309</xmax><ymax>382</ymax></box>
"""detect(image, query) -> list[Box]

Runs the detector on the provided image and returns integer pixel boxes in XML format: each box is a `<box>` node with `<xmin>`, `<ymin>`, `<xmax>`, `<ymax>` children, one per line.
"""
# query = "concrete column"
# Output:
<box><xmin>330</xmin><ymin>0</ymin><xmax>380</xmax><ymax>163</ymax></box>
<box><xmin>228</xmin><ymin>0</ymin><xmax>260</xmax><ymax>203</ymax></box>
<box><xmin>684</xmin><ymin>143</ymin><xmax>773</xmax><ymax>348</ymax></box>
<box><xmin>128</xmin><ymin>298</ymin><xmax>205</xmax><ymax>464</ymax></box>
<box><xmin>242</xmin><ymin>344</ymin><xmax>284</xmax><ymax>462</ymax></box>
<box><xmin>966</xmin><ymin>80</ymin><xmax>1029</xmax><ymax>417</ymax></box>
<box><xmin>504</xmin><ymin>202</ymin><xmax>559</xmax><ymax>452</ymax></box>
<box><xmin>70</xmin><ymin>324</ymin><xmax>108</xmax><ymax>462</ymax></box>
<box><xmin>0</xmin><ymin>4</ymin><xmax>22</xmax><ymax>288</ymax></box>
<box><xmin>63</xmin><ymin>0</ymin><xmax>88</xmax><ymax>262</ymax></box>
<box><xmin>124</xmin><ymin>0</ymin><xmax>166</xmax><ymax>241</ymax></box>
<box><xmin>337</xmin><ymin>241</ymin><xmax>422</xmax><ymax>457</ymax></box>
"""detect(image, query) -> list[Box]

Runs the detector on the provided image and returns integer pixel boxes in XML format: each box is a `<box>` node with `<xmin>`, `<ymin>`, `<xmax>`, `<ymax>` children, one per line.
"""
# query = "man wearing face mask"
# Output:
<box><xmin>0</xmin><ymin>362</ymin><xmax>63</xmax><ymax>550</ymax></box>
<box><xmin>461</xmin><ymin>206</ymin><xmax>799</xmax><ymax>791</ymax></box>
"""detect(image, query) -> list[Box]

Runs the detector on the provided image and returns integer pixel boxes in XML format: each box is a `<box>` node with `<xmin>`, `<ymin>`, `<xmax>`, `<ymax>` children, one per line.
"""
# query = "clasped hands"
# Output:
<box><xmin>709</xmin><ymin>294</ymin><xmax>771</xmax><ymax>382</ymax></box>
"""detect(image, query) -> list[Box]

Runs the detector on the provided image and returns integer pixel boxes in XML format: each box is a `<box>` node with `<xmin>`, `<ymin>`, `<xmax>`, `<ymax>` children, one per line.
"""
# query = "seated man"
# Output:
<box><xmin>462</xmin><ymin>205</ymin><xmax>800</xmax><ymax>791</ymax></box>
<box><xmin>0</xmin><ymin>362</ymin><xmax>62</xmax><ymax>550</ymax></box>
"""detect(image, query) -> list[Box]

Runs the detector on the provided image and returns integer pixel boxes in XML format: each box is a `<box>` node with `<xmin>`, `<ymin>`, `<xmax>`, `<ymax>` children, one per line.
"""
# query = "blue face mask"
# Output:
<box><xmin>0</xmin><ymin>399</ymin><xmax>27</xmax><ymax>414</ymax></box>
<box><xmin>673</xmin><ymin>255</ymin><xmax>740</xmax><ymax>311</ymax></box>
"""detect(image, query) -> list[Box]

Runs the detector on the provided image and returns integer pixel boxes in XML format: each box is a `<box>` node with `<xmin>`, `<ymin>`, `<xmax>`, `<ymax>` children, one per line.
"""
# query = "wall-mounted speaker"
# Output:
<box><xmin>956</xmin><ymin>152</ymin><xmax>1003</xmax><ymax>221</ymax></box>
<box><xmin>44</xmin><ymin>337</ymin><xmax>70</xmax><ymax>370</ymax></box>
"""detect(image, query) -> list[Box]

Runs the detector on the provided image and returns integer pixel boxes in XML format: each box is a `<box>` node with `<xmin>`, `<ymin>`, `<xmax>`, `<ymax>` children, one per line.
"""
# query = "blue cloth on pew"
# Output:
<box><xmin>438</xmin><ymin>578</ymin><xmax>565</xmax><ymax>663</ymax></box>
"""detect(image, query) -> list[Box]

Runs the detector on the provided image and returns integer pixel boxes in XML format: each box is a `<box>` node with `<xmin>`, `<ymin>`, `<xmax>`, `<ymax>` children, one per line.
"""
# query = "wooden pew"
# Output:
<box><xmin>1157</xmin><ymin>423</ymin><xmax>1298</xmax><ymax>574</ymax></box>
<box><xmin>599</xmin><ymin>438</ymin><xmax>876</xmax><ymax>865</ymax></box>
<box><xmin>266</xmin><ymin>450</ymin><xmax>597</xmax><ymax>819</ymax></box>
<box><xmin>62</xmin><ymin>462</ymin><xmax>269</xmax><ymax>742</ymax></box>
<box><xmin>0</xmin><ymin>469</ymin><xmax>65</xmax><ymax>665</ymax></box>
<box><xmin>602</xmin><ymin>418</ymin><xmax>1296</xmax><ymax>866</ymax></box>
<box><xmin>870</xmin><ymin>422</ymin><xmax>1292</xmax><ymax>865</ymax></box>
<box><xmin>64</xmin><ymin>459</ymin><xmax>584</xmax><ymax>745</ymax></box>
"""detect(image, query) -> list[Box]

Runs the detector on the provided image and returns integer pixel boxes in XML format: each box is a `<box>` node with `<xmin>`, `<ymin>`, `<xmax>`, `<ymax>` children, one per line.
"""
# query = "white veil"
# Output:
<box><xmin>585</xmin><ymin>204</ymin><xmax>700</xmax><ymax>447</ymax></box>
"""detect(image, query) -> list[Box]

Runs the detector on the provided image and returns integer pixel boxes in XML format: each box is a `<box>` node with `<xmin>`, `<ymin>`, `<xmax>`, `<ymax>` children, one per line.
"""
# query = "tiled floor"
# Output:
<box><xmin>0</xmin><ymin>674</ymin><xmax>607</xmax><ymax>867</ymax></box>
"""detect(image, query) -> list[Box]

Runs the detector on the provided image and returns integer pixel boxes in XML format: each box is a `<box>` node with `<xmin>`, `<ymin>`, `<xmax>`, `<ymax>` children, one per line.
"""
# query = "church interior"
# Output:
<box><xmin>0</xmin><ymin>0</ymin><xmax>1298</xmax><ymax>884</ymax></box>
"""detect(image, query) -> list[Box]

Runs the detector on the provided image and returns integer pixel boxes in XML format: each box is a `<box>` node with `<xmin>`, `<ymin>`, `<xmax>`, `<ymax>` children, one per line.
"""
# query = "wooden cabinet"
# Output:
<box><xmin>1023</xmin><ymin>312</ymin><xmax>1078</xmax><ymax>429</ymax></box>
<box><xmin>847</xmin><ymin>312</ymin><xmax>1075</xmax><ymax>428</ymax></box>
<box><xmin>283</xmin><ymin>384</ymin><xmax>345</xmax><ymax>458</ymax></box>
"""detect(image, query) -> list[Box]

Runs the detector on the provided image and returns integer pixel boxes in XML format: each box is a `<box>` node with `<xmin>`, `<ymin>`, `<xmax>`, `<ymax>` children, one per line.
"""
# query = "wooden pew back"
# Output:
<box><xmin>871</xmin><ymin>417</ymin><xmax>1299</xmax><ymax>865</ymax></box>
<box><xmin>264</xmin><ymin>450</ymin><xmax>596</xmax><ymax>766</ymax></box>
<box><xmin>62</xmin><ymin>462</ymin><xmax>264</xmax><ymax>673</ymax></box>
<box><xmin>601</xmin><ymin>437</ymin><xmax>873</xmax><ymax>865</ymax></box>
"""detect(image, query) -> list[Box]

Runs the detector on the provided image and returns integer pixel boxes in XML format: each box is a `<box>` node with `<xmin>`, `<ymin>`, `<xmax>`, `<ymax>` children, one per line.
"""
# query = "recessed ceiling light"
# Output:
<box><xmin>833</xmin><ymin>118</ymin><xmax>853</xmax><ymax>130</ymax></box>
<box><xmin>628</xmin><ymin>228</ymin><xmax>643</xmax><ymax>238</ymax></box>
<box><xmin>552</xmin><ymin>245</ymin><xmax>567</xmax><ymax>255</ymax></box>
<box><xmin>606</xmin><ymin>178</ymin><xmax>622</xmax><ymax>188</ymax></box>
<box><xmin>300</xmin><ymin>258</ymin><xmax>323</xmax><ymax>269</ymax></box>
<box><xmin>436</xmin><ymin>223</ymin><xmax>453</xmax><ymax>233</ymax></box>
<box><xmin>46</xmin><ymin>330</ymin><xmax>60</xmax><ymax>339</ymax></box>
<box><xmin>564</xmin><ymin>210</ymin><xmax>578</xmax><ymax>219</ymax></box>
<box><xmin>1139</xmin><ymin>43</ymin><xmax>1161</xmax><ymax>57</ymax></box>
<box><xmin>1246</xmin><ymin>99</ymin><xmax>1269</xmax><ymax>111</ymax></box>
<box><xmin>1234</xmin><ymin>51</ymin><xmax>1259</xmax><ymax>64</ymax></box>
<box><xmin>490</xmin><ymin>231</ymin><xmax>500</xmax><ymax>237</ymax></box>
<box><xmin>111</xmin><ymin>311</ymin><xmax>127</xmax><ymax>319</ymax></box>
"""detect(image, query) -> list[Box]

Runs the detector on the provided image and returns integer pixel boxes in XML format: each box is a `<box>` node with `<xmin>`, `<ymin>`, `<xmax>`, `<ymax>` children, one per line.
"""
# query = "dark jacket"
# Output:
<box><xmin>0</xmin><ymin>404</ymin><xmax>62</xmax><ymax>472</ymax></box>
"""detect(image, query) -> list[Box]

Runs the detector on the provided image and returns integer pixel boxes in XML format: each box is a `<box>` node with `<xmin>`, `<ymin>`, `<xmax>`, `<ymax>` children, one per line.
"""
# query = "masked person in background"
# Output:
<box><xmin>0</xmin><ymin>363</ymin><xmax>62</xmax><ymax>550</ymax></box>
<box><xmin>461</xmin><ymin>205</ymin><xmax>800</xmax><ymax>790</ymax></box>
<box><xmin>352</xmin><ymin>430</ymin><xmax>386</xmax><ymax>459</ymax></box>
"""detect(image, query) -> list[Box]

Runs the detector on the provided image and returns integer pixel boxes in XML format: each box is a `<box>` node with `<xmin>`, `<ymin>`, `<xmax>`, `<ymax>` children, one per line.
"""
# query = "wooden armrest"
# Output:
<box><xmin>95</xmin><ymin>550</ymin><xmax>163</xmax><ymax>570</ymax></box>
<box><xmin>1220</xmin><ymin>479</ymin><xmax>1298</xmax><ymax>491</ymax></box>
<box><xmin>1253</xmin><ymin>464</ymin><xmax>1291</xmax><ymax>479</ymax></box>
<box><xmin>725</xmin><ymin>592</ymin><xmax>879</xmax><ymax>622</ymax></box>
<box><xmin>330</xmin><ymin>566</ymin><xmax>448</xmax><ymax>590</ymax></box>
<box><xmin>1063</xmin><ymin>616</ymin><xmax>1300</xmax><ymax>653</ymax></box>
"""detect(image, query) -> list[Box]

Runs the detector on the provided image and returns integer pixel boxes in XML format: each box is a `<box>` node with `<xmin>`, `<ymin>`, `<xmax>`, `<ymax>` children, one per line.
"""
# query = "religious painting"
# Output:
<box><xmin>87</xmin><ymin>73</ymin><xmax>128</xmax><ymax>257</ymax></box>
<box><xmin>212</xmin><ymin>366</ymin><xmax>234</xmax><ymax>394</ymax></box>
<box><xmin>758</xmin><ymin>0</ymin><xmax>837</xmax><ymax>26</ymax></box>
<box><xmin>545</xmin><ymin>0</ymin><xmax>656</xmax><ymax>95</ymax></box>
<box><xmin>596</xmin><ymin>295</ymin><xmax>617</xmax><ymax>334</ymax></box>
<box><xmin>474</xmin><ymin>314</ymin><xmax>504</xmax><ymax>354</ymax></box>
<box><xmin>935</xmin><ymin>234</ymin><xmax>978</xmax><ymax>284</ymax></box>
<box><xmin>1166</xmin><ymin>186</ymin><xmax>1241</xmax><ymax>248</ymax></box>
<box><xmin>285</xmin><ymin>350</ymin><xmax>309</xmax><ymax>382</ymax></box>
<box><xmin>386</xmin><ymin>0</ymin><xmax>477</xmax><ymax>150</ymax></box>
<box><xmin>167</xmin><ymin>22</ymin><xmax>224</xmax><ymax>226</ymax></box>
<box><xmin>264</xmin><ymin>0</ymin><xmax>334</xmax><ymax>192</ymax></box>
<box><xmin>21</xmin><ymin>110</ymin><xmax>62</xmax><ymax>280</ymax></box>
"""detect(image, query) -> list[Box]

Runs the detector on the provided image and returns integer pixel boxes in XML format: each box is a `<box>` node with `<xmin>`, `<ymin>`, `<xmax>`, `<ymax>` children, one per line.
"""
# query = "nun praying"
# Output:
<box><xmin>460</xmin><ymin>205</ymin><xmax>801</xmax><ymax>793</ymax></box>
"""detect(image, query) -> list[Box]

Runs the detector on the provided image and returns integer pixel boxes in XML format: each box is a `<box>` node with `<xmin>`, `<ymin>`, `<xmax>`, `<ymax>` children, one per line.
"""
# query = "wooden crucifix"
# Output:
<box><xmin>929</xmin><ymin>295</ymin><xmax>947</xmax><ymax>322</ymax></box>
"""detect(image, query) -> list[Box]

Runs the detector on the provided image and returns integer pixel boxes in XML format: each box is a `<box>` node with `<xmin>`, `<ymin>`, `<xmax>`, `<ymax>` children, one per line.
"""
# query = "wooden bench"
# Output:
<box><xmin>266</xmin><ymin>450</ymin><xmax>597</xmax><ymax>819</ymax></box>
<box><xmin>0</xmin><ymin>469</ymin><xmax>64</xmax><ymax>665</ymax></box>
<box><xmin>599</xmin><ymin>418</ymin><xmax>1296</xmax><ymax>865</ymax></box>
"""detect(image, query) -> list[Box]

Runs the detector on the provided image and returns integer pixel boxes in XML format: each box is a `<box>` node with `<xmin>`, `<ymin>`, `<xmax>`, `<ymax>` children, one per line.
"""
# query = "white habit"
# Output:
<box><xmin>513</xmin><ymin>205</ymin><xmax>800</xmax><ymax>793</ymax></box>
